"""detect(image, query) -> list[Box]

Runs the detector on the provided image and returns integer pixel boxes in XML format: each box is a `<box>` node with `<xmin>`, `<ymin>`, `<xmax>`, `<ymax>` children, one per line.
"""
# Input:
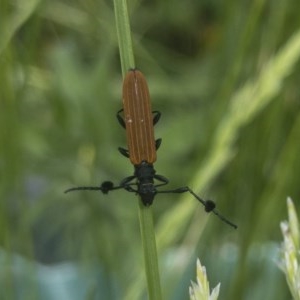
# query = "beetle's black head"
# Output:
<box><xmin>138</xmin><ymin>183</ymin><xmax>156</xmax><ymax>206</ymax></box>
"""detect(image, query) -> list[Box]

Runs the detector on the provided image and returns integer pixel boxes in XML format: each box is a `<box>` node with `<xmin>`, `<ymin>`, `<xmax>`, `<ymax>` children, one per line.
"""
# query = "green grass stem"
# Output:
<box><xmin>113</xmin><ymin>0</ymin><xmax>135</xmax><ymax>75</ymax></box>
<box><xmin>113</xmin><ymin>1</ymin><xmax>162</xmax><ymax>299</ymax></box>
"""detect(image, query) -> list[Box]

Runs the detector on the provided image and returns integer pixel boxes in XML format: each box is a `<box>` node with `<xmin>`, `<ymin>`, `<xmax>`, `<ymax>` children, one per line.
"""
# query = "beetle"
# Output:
<box><xmin>65</xmin><ymin>69</ymin><xmax>237</xmax><ymax>229</ymax></box>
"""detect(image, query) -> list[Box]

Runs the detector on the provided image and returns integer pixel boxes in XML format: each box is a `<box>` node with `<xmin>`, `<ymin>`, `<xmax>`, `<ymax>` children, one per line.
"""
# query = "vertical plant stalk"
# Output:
<box><xmin>113</xmin><ymin>1</ymin><xmax>163</xmax><ymax>299</ymax></box>
<box><xmin>138</xmin><ymin>201</ymin><xmax>163</xmax><ymax>300</ymax></box>
<box><xmin>113</xmin><ymin>0</ymin><xmax>135</xmax><ymax>75</ymax></box>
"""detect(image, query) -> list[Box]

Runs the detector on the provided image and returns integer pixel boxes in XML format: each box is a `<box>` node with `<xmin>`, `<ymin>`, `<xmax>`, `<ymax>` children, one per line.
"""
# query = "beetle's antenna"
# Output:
<box><xmin>64</xmin><ymin>181</ymin><xmax>122</xmax><ymax>194</ymax></box>
<box><xmin>157</xmin><ymin>187</ymin><xmax>237</xmax><ymax>229</ymax></box>
<box><xmin>187</xmin><ymin>188</ymin><xmax>237</xmax><ymax>229</ymax></box>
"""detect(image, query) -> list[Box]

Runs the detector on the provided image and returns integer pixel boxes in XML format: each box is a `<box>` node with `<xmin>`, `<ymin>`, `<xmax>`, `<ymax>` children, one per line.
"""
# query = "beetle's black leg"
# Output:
<box><xmin>118</xmin><ymin>147</ymin><xmax>129</xmax><ymax>158</ymax></box>
<box><xmin>117</xmin><ymin>109</ymin><xmax>126</xmax><ymax>128</ymax></box>
<box><xmin>153</xmin><ymin>173</ymin><xmax>169</xmax><ymax>188</ymax></box>
<box><xmin>155</xmin><ymin>138</ymin><xmax>162</xmax><ymax>150</ymax></box>
<box><xmin>119</xmin><ymin>175</ymin><xmax>139</xmax><ymax>192</ymax></box>
<box><xmin>152</xmin><ymin>111</ymin><xmax>161</xmax><ymax>125</ymax></box>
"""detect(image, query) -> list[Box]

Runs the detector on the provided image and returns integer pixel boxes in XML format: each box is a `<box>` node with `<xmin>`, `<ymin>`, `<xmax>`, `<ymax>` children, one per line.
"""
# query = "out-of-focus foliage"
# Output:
<box><xmin>0</xmin><ymin>0</ymin><xmax>300</xmax><ymax>299</ymax></box>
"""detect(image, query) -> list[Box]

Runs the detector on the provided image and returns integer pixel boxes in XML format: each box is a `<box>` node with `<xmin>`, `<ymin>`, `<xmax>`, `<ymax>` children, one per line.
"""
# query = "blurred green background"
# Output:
<box><xmin>1</xmin><ymin>0</ymin><xmax>300</xmax><ymax>299</ymax></box>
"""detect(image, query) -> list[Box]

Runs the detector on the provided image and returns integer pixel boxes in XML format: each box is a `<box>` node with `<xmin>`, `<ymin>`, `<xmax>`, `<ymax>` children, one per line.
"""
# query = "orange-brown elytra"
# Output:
<box><xmin>120</xmin><ymin>69</ymin><xmax>158</xmax><ymax>165</ymax></box>
<box><xmin>65</xmin><ymin>69</ymin><xmax>237</xmax><ymax>229</ymax></box>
